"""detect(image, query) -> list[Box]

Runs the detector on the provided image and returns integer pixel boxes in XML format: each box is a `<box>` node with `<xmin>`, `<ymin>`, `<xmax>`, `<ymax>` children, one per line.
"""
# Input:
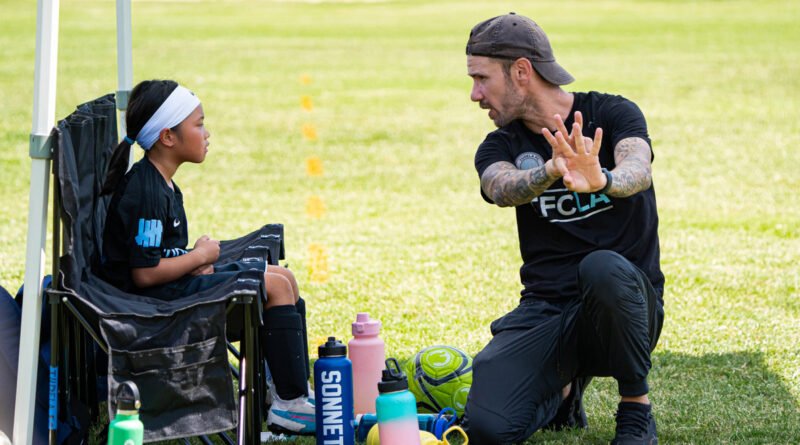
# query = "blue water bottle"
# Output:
<box><xmin>314</xmin><ymin>336</ymin><xmax>355</xmax><ymax>445</ymax></box>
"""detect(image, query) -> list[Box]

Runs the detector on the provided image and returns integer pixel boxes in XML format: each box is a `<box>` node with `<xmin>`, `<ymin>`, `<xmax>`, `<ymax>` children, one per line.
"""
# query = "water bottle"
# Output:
<box><xmin>356</xmin><ymin>412</ymin><xmax>453</xmax><ymax>441</ymax></box>
<box><xmin>108</xmin><ymin>381</ymin><xmax>143</xmax><ymax>445</ymax></box>
<box><xmin>314</xmin><ymin>337</ymin><xmax>355</xmax><ymax>445</ymax></box>
<box><xmin>376</xmin><ymin>358</ymin><xmax>421</xmax><ymax>445</ymax></box>
<box><xmin>348</xmin><ymin>312</ymin><xmax>385</xmax><ymax>414</ymax></box>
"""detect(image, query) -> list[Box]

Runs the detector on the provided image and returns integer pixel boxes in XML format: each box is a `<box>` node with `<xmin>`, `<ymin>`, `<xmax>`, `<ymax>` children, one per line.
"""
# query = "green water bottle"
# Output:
<box><xmin>108</xmin><ymin>381</ymin><xmax>144</xmax><ymax>445</ymax></box>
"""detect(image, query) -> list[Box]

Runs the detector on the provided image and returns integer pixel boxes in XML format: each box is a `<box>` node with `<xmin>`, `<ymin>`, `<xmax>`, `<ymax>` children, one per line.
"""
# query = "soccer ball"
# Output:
<box><xmin>404</xmin><ymin>345</ymin><xmax>473</xmax><ymax>417</ymax></box>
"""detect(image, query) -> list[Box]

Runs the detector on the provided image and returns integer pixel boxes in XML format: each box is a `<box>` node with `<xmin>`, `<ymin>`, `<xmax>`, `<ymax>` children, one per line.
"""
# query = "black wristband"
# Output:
<box><xmin>599</xmin><ymin>168</ymin><xmax>613</xmax><ymax>194</ymax></box>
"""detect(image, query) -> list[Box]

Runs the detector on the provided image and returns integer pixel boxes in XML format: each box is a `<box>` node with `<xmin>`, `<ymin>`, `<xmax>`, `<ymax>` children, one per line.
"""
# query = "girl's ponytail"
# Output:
<box><xmin>101</xmin><ymin>80</ymin><xmax>179</xmax><ymax>195</ymax></box>
<box><xmin>100</xmin><ymin>136</ymin><xmax>135</xmax><ymax>195</ymax></box>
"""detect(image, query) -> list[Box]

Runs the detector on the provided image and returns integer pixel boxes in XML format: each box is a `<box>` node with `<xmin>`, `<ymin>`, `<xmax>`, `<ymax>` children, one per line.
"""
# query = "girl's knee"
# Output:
<box><xmin>267</xmin><ymin>265</ymin><xmax>299</xmax><ymax>299</ymax></box>
<box><xmin>268</xmin><ymin>264</ymin><xmax>295</xmax><ymax>281</ymax></box>
<box><xmin>265</xmin><ymin>272</ymin><xmax>295</xmax><ymax>307</ymax></box>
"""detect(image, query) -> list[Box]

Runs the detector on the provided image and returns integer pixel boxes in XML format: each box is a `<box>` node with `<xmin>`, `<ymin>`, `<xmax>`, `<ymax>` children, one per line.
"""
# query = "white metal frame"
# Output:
<box><xmin>13</xmin><ymin>0</ymin><xmax>133</xmax><ymax>442</ymax></box>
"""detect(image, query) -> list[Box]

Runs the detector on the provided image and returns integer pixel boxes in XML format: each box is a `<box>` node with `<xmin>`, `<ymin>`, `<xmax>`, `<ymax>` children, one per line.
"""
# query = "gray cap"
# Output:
<box><xmin>466</xmin><ymin>12</ymin><xmax>574</xmax><ymax>85</ymax></box>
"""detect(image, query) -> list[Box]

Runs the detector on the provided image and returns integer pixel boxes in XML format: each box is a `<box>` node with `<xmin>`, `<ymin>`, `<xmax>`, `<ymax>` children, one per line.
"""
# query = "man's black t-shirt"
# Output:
<box><xmin>99</xmin><ymin>157</ymin><xmax>189</xmax><ymax>292</ymax></box>
<box><xmin>474</xmin><ymin>91</ymin><xmax>664</xmax><ymax>301</ymax></box>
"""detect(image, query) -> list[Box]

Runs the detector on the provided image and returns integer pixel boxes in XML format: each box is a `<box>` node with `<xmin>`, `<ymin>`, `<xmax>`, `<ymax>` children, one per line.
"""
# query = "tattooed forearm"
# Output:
<box><xmin>481</xmin><ymin>161</ymin><xmax>559</xmax><ymax>207</ymax></box>
<box><xmin>608</xmin><ymin>137</ymin><xmax>652</xmax><ymax>197</ymax></box>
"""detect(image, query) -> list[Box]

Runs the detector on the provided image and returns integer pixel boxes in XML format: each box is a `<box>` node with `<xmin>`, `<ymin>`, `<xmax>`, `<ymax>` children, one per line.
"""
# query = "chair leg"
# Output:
<box><xmin>238</xmin><ymin>301</ymin><xmax>259</xmax><ymax>445</ymax></box>
<box><xmin>237</xmin><ymin>324</ymin><xmax>247</xmax><ymax>444</ymax></box>
<box><xmin>75</xmin><ymin>321</ymin><xmax>84</xmax><ymax>408</ymax></box>
<box><xmin>49</xmin><ymin>294</ymin><xmax>60</xmax><ymax>445</ymax></box>
<box><xmin>217</xmin><ymin>430</ymin><xmax>235</xmax><ymax>445</ymax></box>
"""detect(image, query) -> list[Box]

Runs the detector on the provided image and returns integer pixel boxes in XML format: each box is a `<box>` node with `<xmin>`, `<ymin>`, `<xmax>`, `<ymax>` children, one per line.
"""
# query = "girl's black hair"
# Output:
<box><xmin>101</xmin><ymin>79</ymin><xmax>179</xmax><ymax>195</ymax></box>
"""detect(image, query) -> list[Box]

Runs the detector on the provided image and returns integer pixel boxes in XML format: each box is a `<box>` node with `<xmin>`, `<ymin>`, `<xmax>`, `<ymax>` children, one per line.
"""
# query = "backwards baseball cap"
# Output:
<box><xmin>466</xmin><ymin>12</ymin><xmax>574</xmax><ymax>85</ymax></box>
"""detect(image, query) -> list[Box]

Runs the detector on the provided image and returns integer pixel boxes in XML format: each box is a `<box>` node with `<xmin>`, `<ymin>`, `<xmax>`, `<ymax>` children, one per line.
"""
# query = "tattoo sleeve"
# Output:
<box><xmin>480</xmin><ymin>161</ymin><xmax>558</xmax><ymax>207</ymax></box>
<box><xmin>608</xmin><ymin>137</ymin><xmax>653</xmax><ymax>197</ymax></box>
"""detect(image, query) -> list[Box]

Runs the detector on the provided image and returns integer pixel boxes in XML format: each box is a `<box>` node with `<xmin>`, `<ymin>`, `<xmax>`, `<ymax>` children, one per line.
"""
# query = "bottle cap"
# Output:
<box><xmin>116</xmin><ymin>381</ymin><xmax>141</xmax><ymax>411</ymax></box>
<box><xmin>318</xmin><ymin>336</ymin><xmax>347</xmax><ymax>357</ymax></box>
<box><xmin>352</xmin><ymin>312</ymin><xmax>381</xmax><ymax>336</ymax></box>
<box><xmin>377</xmin><ymin>358</ymin><xmax>409</xmax><ymax>393</ymax></box>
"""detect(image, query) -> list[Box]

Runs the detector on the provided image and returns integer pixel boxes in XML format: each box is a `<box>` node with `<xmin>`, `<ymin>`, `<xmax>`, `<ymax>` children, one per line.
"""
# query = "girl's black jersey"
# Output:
<box><xmin>99</xmin><ymin>157</ymin><xmax>189</xmax><ymax>292</ymax></box>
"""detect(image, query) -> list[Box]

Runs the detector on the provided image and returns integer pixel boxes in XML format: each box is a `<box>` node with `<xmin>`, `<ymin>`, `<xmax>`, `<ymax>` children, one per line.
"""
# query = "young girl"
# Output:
<box><xmin>99</xmin><ymin>79</ymin><xmax>315</xmax><ymax>434</ymax></box>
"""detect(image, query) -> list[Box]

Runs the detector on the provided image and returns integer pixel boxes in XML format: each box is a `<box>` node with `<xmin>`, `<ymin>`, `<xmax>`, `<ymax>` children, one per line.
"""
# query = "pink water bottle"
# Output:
<box><xmin>348</xmin><ymin>312</ymin><xmax>385</xmax><ymax>414</ymax></box>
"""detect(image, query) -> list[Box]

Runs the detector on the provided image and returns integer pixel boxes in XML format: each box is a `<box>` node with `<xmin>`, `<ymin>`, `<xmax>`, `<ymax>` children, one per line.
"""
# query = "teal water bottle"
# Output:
<box><xmin>108</xmin><ymin>381</ymin><xmax>143</xmax><ymax>445</ymax></box>
<box><xmin>356</xmin><ymin>412</ymin><xmax>453</xmax><ymax>441</ymax></box>
<box><xmin>376</xmin><ymin>358</ymin><xmax>421</xmax><ymax>445</ymax></box>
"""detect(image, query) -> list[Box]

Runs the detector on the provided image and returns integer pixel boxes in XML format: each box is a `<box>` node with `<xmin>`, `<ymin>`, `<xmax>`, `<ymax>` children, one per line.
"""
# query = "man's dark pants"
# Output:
<box><xmin>463</xmin><ymin>250</ymin><xmax>665</xmax><ymax>444</ymax></box>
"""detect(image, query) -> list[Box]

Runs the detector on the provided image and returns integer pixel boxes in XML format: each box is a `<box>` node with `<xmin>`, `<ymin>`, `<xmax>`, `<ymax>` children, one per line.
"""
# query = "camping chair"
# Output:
<box><xmin>46</xmin><ymin>93</ymin><xmax>282</xmax><ymax>444</ymax></box>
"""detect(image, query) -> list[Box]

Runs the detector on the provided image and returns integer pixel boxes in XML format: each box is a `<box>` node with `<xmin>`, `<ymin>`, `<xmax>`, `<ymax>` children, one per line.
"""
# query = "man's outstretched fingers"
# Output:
<box><xmin>554</xmin><ymin>114</ymin><xmax>571</xmax><ymax>141</ymax></box>
<box><xmin>573</xmin><ymin>122</ymin><xmax>588</xmax><ymax>154</ymax></box>
<box><xmin>574</xmin><ymin>111</ymin><xmax>583</xmax><ymax>130</ymax></box>
<box><xmin>543</xmin><ymin>127</ymin><xmax>557</xmax><ymax>148</ymax></box>
<box><xmin>554</xmin><ymin>156</ymin><xmax>569</xmax><ymax>177</ymax></box>
<box><xmin>591</xmin><ymin>127</ymin><xmax>604</xmax><ymax>155</ymax></box>
<box><xmin>555</xmin><ymin>131</ymin><xmax>576</xmax><ymax>157</ymax></box>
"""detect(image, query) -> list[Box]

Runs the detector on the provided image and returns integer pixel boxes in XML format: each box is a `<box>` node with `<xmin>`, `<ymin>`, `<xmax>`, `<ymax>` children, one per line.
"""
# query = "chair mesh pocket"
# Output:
<box><xmin>109</xmin><ymin>335</ymin><xmax>237</xmax><ymax>442</ymax></box>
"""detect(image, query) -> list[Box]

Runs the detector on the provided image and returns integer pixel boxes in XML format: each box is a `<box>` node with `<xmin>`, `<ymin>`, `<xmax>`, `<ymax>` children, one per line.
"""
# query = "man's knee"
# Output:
<box><xmin>465</xmin><ymin>353</ymin><xmax>541</xmax><ymax>444</ymax></box>
<box><xmin>465</xmin><ymin>402</ymin><xmax>531</xmax><ymax>445</ymax></box>
<box><xmin>578</xmin><ymin>250</ymin><xmax>642</xmax><ymax>309</ymax></box>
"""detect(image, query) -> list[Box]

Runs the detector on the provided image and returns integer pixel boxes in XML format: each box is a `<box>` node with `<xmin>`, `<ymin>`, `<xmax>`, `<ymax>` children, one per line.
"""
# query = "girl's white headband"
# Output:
<box><xmin>134</xmin><ymin>85</ymin><xmax>201</xmax><ymax>150</ymax></box>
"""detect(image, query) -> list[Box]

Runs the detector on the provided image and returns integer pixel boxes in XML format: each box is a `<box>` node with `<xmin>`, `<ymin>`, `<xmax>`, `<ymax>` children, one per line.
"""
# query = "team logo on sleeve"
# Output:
<box><xmin>515</xmin><ymin>152</ymin><xmax>544</xmax><ymax>170</ymax></box>
<box><xmin>163</xmin><ymin>248</ymin><xmax>188</xmax><ymax>258</ymax></box>
<box><xmin>135</xmin><ymin>219</ymin><xmax>162</xmax><ymax>247</ymax></box>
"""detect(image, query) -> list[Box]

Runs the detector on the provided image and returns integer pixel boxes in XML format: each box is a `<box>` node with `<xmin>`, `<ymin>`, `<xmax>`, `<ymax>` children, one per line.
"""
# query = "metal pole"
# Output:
<box><xmin>14</xmin><ymin>0</ymin><xmax>59</xmax><ymax>442</ymax></box>
<box><xmin>116</xmin><ymin>0</ymin><xmax>134</xmax><ymax>167</ymax></box>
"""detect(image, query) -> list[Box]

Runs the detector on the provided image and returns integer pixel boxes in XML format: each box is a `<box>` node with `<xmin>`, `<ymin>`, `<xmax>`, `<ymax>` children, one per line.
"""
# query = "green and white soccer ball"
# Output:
<box><xmin>404</xmin><ymin>345</ymin><xmax>473</xmax><ymax>417</ymax></box>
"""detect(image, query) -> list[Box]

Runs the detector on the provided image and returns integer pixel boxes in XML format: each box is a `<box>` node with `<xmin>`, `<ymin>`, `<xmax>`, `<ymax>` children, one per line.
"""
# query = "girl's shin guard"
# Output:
<box><xmin>262</xmin><ymin>305</ymin><xmax>308</xmax><ymax>400</ymax></box>
<box><xmin>295</xmin><ymin>297</ymin><xmax>310</xmax><ymax>381</ymax></box>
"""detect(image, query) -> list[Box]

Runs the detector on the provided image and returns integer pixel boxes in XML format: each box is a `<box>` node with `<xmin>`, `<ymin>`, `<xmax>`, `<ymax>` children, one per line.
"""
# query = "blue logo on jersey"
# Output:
<box><xmin>135</xmin><ymin>219</ymin><xmax>162</xmax><ymax>247</ymax></box>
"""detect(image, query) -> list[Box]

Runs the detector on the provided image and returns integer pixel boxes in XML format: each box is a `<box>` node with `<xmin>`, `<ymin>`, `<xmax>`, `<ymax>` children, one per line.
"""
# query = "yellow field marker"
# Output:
<box><xmin>305</xmin><ymin>195</ymin><xmax>326</xmax><ymax>219</ymax></box>
<box><xmin>301</xmin><ymin>123</ymin><xmax>318</xmax><ymax>141</ymax></box>
<box><xmin>308</xmin><ymin>243</ymin><xmax>329</xmax><ymax>283</ymax></box>
<box><xmin>305</xmin><ymin>156</ymin><xmax>324</xmax><ymax>177</ymax></box>
<box><xmin>301</xmin><ymin>95</ymin><xmax>314</xmax><ymax>112</ymax></box>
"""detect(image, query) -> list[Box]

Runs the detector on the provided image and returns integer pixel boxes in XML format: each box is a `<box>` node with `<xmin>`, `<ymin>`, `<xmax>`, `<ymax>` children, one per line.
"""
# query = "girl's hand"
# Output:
<box><xmin>193</xmin><ymin>235</ymin><xmax>220</xmax><ymax>264</ymax></box>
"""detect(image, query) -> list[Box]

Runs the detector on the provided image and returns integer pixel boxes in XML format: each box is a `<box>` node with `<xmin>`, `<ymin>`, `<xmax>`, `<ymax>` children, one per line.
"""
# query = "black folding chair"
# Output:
<box><xmin>47</xmin><ymin>94</ymin><xmax>281</xmax><ymax>444</ymax></box>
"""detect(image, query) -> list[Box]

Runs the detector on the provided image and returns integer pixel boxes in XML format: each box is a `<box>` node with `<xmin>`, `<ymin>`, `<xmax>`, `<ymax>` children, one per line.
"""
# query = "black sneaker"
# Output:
<box><xmin>611</xmin><ymin>402</ymin><xmax>657</xmax><ymax>445</ymax></box>
<box><xmin>544</xmin><ymin>376</ymin><xmax>591</xmax><ymax>431</ymax></box>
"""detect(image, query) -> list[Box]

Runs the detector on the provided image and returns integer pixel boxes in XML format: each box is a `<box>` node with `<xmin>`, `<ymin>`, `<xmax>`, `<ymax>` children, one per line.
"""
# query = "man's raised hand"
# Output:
<box><xmin>543</xmin><ymin>112</ymin><xmax>605</xmax><ymax>193</ymax></box>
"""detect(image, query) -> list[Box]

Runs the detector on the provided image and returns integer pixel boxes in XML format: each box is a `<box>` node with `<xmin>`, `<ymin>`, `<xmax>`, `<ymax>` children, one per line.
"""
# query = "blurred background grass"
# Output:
<box><xmin>1</xmin><ymin>0</ymin><xmax>798</xmax><ymax>443</ymax></box>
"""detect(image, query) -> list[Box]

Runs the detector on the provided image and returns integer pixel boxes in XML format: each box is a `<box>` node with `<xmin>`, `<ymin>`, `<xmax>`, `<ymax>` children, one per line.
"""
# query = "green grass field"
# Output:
<box><xmin>2</xmin><ymin>0</ymin><xmax>799</xmax><ymax>443</ymax></box>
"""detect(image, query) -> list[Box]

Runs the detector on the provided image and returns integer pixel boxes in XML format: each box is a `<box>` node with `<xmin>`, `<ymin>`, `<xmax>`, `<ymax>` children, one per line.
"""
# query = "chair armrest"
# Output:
<box><xmin>217</xmin><ymin>224</ymin><xmax>285</xmax><ymax>266</ymax></box>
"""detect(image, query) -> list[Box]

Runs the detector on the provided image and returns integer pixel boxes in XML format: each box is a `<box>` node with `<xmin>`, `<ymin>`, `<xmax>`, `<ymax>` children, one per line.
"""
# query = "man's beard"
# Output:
<box><xmin>491</xmin><ymin>83</ymin><xmax>529</xmax><ymax>128</ymax></box>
